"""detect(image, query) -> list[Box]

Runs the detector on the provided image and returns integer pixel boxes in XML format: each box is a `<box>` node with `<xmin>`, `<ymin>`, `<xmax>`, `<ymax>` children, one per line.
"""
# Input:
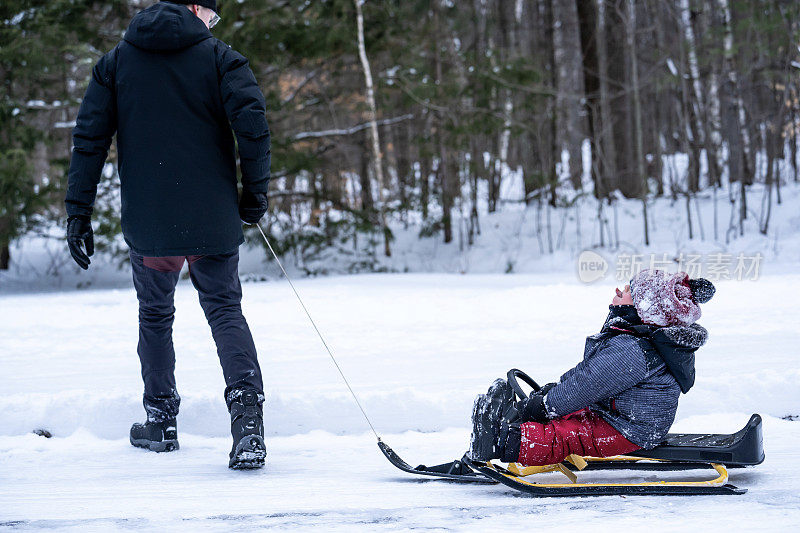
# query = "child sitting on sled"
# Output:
<box><xmin>468</xmin><ymin>268</ymin><xmax>716</xmax><ymax>466</ymax></box>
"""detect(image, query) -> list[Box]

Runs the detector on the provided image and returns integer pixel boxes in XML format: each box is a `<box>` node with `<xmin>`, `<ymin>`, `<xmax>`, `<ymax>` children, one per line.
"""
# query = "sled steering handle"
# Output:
<box><xmin>507</xmin><ymin>369</ymin><xmax>541</xmax><ymax>401</ymax></box>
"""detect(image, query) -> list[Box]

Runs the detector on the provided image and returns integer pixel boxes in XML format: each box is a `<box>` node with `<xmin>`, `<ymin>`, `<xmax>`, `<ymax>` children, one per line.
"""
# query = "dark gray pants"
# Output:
<box><xmin>130</xmin><ymin>249</ymin><xmax>263</xmax><ymax>422</ymax></box>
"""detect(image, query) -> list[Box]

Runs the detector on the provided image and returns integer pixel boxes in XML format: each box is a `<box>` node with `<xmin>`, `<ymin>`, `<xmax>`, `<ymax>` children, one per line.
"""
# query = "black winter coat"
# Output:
<box><xmin>65</xmin><ymin>2</ymin><xmax>270</xmax><ymax>256</ymax></box>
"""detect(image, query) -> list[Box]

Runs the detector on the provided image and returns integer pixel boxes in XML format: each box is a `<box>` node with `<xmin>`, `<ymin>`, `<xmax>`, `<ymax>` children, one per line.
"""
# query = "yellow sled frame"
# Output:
<box><xmin>486</xmin><ymin>454</ymin><xmax>729</xmax><ymax>488</ymax></box>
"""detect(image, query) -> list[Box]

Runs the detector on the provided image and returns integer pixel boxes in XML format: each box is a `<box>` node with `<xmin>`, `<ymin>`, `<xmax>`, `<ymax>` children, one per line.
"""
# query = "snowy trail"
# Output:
<box><xmin>2</xmin><ymin>419</ymin><xmax>799</xmax><ymax>531</ymax></box>
<box><xmin>1</xmin><ymin>273</ymin><xmax>799</xmax><ymax>530</ymax></box>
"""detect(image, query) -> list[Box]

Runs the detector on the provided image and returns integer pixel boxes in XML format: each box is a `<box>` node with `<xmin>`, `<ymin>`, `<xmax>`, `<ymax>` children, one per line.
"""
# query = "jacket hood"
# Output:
<box><xmin>124</xmin><ymin>2</ymin><xmax>211</xmax><ymax>52</ymax></box>
<box><xmin>602</xmin><ymin>304</ymin><xmax>707</xmax><ymax>394</ymax></box>
<box><xmin>646</xmin><ymin>324</ymin><xmax>707</xmax><ymax>393</ymax></box>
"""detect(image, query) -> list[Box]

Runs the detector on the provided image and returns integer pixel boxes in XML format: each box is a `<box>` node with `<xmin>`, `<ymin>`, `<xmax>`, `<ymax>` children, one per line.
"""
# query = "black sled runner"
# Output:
<box><xmin>379</xmin><ymin>369</ymin><xmax>764</xmax><ymax>497</ymax></box>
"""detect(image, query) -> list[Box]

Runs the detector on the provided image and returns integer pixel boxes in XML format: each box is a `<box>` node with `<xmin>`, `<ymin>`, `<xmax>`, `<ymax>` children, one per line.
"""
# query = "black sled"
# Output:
<box><xmin>379</xmin><ymin>369</ymin><xmax>764</xmax><ymax>497</ymax></box>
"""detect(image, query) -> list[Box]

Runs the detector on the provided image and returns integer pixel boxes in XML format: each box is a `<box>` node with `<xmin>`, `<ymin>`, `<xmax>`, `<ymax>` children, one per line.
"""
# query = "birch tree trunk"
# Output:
<box><xmin>354</xmin><ymin>0</ymin><xmax>391</xmax><ymax>257</ymax></box>
<box><xmin>680</xmin><ymin>0</ymin><xmax>721</xmax><ymax>189</ymax></box>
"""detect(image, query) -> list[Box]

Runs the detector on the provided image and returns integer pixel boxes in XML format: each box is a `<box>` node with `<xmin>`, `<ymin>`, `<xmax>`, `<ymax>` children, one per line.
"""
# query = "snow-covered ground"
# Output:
<box><xmin>1</xmin><ymin>272</ymin><xmax>799</xmax><ymax>530</ymax></box>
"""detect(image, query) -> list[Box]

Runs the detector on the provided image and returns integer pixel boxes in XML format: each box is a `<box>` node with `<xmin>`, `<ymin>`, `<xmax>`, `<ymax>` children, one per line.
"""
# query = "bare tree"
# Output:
<box><xmin>627</xmin><ymin>0</ymin><xmax>649</xmax><ymax>245</ymax></box>
<box><xmin>354</xmin><ymin>0</ymin><xmax>391</xmax><ymax>257</ymax></box>
<box><xmin>552</xmin><ymin>0</ymin><xmax>587</xmax><ymax>189</ymax></box>
<box><xmin>718</xmin><ymin>0</ymin><xmax>752</xmax><ymax>236</ymax></box>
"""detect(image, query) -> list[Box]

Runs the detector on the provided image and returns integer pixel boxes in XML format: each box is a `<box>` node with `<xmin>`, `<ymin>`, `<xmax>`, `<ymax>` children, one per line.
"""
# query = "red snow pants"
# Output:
<box><xmin>517</xmin><ymin>408</ymin><xmax>641</xmax><ymax>466</ymax></box>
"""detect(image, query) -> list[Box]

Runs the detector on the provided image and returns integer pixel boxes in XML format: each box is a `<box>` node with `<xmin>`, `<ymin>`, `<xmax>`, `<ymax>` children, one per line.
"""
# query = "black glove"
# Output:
<box><xmin>67</xmin><ymin>215</ymin><xmax>94</xmax><ymax>270</ymax></box>
<box><xmin>538</xmin><ymin>382</ymin><xmax>557</xmax><ymax>396</ymax></box>
<box><xmin>517</xmin><ymin>382</ymin><xmax>557</xmax><ymax>424</ymax></box>
<box><xmin>239</xmin><ymin>189</ymin><xmax>269</xmax><ymax>224</ymax></box>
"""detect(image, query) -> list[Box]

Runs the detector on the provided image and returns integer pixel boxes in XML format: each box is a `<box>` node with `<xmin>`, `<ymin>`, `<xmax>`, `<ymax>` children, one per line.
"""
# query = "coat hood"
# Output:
<box><xmin>602</xmin><ymin>304</ymin><xmax>707</xmax><ymax>394</ymax></box>
<box><xmin>645</xmin><ymin>324</ymin><xmax>707</xmax><ymax>393</ymax></box>
<box><xmin>124</xmin><ymin>2</ymin><xmax>211</xmax><ymax>52</ymax></box>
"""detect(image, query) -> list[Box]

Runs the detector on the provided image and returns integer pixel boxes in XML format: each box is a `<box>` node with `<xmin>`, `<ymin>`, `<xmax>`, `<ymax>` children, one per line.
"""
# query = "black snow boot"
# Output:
<box><xmin>130</xmin><ymin>418</ymin><xmax>179</xmax><ymax>452</ymax></box>
<box><xmin>468</xmin><ymin>378</ymin><xmax>516</xmax><ymax>462</ymax></box>
<box><xmin>227</xmin><ymin>389</ymin><xmax>266</xmax><ymax>469</ymax></box>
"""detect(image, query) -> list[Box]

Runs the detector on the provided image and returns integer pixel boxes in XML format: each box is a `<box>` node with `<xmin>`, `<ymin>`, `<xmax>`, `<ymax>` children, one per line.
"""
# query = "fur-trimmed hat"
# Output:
<box><xmin>630</xmin><ymin>269</ymin><xmax>715</xmax><ymax>326</ymax></box>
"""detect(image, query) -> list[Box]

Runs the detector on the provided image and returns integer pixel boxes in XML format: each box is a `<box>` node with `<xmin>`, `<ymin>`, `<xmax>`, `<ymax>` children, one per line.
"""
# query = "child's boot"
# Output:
<box><xmin>468</xmin><ymin>379</ymin><xmax>515</xmax><ymax>461</ymax></box>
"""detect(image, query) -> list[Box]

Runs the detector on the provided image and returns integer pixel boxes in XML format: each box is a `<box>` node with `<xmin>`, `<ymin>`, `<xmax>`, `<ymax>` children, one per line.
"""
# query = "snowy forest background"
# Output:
<box><xmin>2</xmin><ymin>0</ymin><xmax>800</xmax><ymax>280</ymax></box>
<box><xmin>3</xmin><ymin>2</ymin><xmax>800</xmax><ymax>526</ymax></box>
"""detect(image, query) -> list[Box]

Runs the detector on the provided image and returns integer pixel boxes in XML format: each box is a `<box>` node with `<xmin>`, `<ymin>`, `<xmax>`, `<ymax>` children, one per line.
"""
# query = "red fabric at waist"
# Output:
<box><xmin>517</xmin><ymin>408</ymin><xmax>640</xmax><ymax>466</ymax></box>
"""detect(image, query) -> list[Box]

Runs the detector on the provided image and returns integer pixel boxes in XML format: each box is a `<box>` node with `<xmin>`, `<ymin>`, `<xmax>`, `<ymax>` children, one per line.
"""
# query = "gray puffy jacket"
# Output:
<box><xmin>543</xmin><ymin>305</ymin><xmax>707</xmax><ymax>449</ymax></box>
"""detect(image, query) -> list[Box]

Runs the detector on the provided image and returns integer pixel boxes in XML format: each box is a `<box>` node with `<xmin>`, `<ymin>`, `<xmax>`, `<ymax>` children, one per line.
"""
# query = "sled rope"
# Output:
<box><xmin>254</xmin><ymin>223</ymin><xmax>381</xmax><ymax>442</ymax></box>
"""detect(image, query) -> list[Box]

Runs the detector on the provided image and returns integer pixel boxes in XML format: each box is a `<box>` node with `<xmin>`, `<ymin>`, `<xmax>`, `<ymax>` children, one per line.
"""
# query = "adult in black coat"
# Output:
<box><xmin>66</xmin><ymin>0</ymin><xmax>270</xmax><ymax>263</ymax></box>
<box><xmin>65</xmin><ymin>1</ymin><xmax>271</xmax><ymax>469</ymax></box>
